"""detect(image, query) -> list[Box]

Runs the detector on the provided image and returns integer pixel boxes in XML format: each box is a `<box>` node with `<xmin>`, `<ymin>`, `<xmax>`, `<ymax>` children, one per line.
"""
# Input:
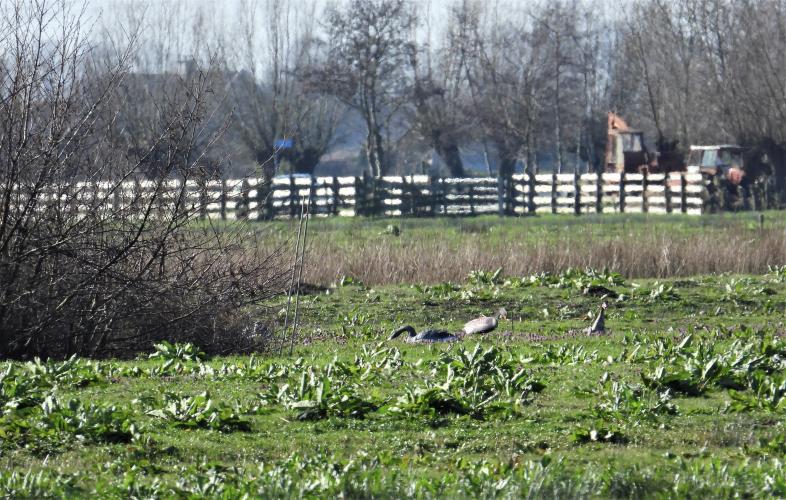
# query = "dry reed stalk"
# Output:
<box><xmin>289</xmin><ymin>196</ymin><xmax>311</xmax><ymax>356</ymax></box>
<box><xmin>279</xmin><ymin>201</ymin><xmax>307</xmax><ymax>355</ymax></box>
<box><xmin>283</xmin><ymin>228</ymin><xmax>786</xmax><ymax>286</ymax></box>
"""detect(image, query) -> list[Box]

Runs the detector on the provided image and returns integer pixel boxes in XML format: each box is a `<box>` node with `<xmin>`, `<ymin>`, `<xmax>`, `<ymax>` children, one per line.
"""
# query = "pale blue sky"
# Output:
<box><xmin>81</xmin><ymin>0</ymin><xmax>617</xmax><ymax>73</ymax></box>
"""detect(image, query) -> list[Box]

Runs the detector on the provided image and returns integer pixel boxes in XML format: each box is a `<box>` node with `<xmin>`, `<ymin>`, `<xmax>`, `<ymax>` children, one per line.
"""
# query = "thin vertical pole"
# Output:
<box><xmin>279</xmin><ymin>200</ymin><xmax>306</xmax><ymax>355</ymax></box>
<box><xmin>289</xmin><ymin>193</ymin><xmax>311</xmax><ymax>356</ymax></box>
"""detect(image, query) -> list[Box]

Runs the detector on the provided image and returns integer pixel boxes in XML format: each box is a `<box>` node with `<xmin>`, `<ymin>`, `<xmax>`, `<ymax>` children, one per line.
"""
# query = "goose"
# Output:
<box><xmin>388</xmin><ymin>325</ymin><xmax>458</xmax><ymax>343</ymax></box>
<box><xmin>587</xmin><ymin>302</ymin><xmax>607</xmax><ymax>335</ymax></box>
<box><xmin>462</xmin><ymin>307</ymin><xmax>507</xmax><ymax>335</ymax></box>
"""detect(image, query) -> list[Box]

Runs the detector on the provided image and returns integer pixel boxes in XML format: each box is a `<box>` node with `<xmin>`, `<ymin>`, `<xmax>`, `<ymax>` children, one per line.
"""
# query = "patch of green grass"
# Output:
<box><xmin>6</xmin><ymin>263</ymin><xmax>786</xmax><ymax>496</ymax></box>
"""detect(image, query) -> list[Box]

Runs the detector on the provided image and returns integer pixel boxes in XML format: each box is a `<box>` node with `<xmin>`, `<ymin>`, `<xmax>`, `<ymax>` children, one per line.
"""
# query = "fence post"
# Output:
<box><xmin>527</xmin><ymin>170</ymin><xmax>536</xmax><ymax>214</ymax></box>
<box><xmin>240</xmin><ymin>178</ymin><xmax>250</xmax><ymax>219</ymax></box>
<box><xmin>220</xmin><ymin>179</ymin><xmax>227</xmax><ymax>220</ymax></box>
<box><xmin>265</xmin><ymin>176</ymin><xmax>276</xmax><ymax>220</ymax></box>
<box><xmin>113</xmin><ymin>182</ymin><xmax>121</xmax><ymax>213</ymax></box>
<box><xmin>439</xmin><ymin>178</ymin><xmax>446</xmax><ymax>215</ymax></box>
<box><xmin>619</xmin><ymin>172</ymin><xmax>626</xmax><ymax>213</ymax></box>
<box><xmin>354</xmin><ymin>175</ymin><xmax>364</xmax><ymax>216</ymax></box>
<box><xmin>372</xmin><ymin>176</ymin><xmax>382</xmax><ymax>216</ymax></box>
<box><xmin>430</xmin><ymin>176</ymin><xmax>438</xmax><ymax>216</ymax></box>
<box><xmin>551</xmin><ymin>172</ymin><xmax>558</xmax><ymax>214</ymax></box>
<box><xmin>751</xmin><ymin>181</ymin><xmax>759</xmax><ymax>212</ymax></box>
<box><xmin>332</xmin><ymin>177</ymin><xmax>340</xmax><ymax>215</ymax></box>
<box><xmin>641</xmin><ymin>169</ymin><xmax>649</xmax><ymax>213</ymax></box>
<box><xmin>573</xmin><ymin>171</ymin><xmax>581</xmax><ymax>215</ymax></box>
<box><xmin>255</xmin><ymin>178</ymin><xmax>266</xmax><ymax>221</ymax></box>
<box><xmin>309</xmin><ymin>176</ymin><xmax>316</xmax><ymax>215</ymax></box>
<box><xmin>401</xmin><ymin>176</ymin><xmax>410</xmax><ymax>216</ymax></box>
<box><xmin>497</xmin><ymin>174</ymin><xmax>505</xmax><ymax>216</ymax></box>
<box><xmin>288</xmin><ymin>174</ymin><xmax>298</xmax><ymax>217</ymax></box>
<box><xmin>680</xmin><ymin>173</ymin><xmax>687</xmax><ymax>213</ymax></box>
<box><xmin>664</xmin><ymin>173</ymin><xmax>672</xmax><ymax>214</ymax></box>
<box><xmin>469</xmin><ymin>183</ymin><xmax>475</xmax><ymax>215</ymax></box>
<box><xmin>414</xmin><ymin>176</ymin><xmax>425</xmax><ymax>216</ymax></box>
<box><xmin>507</xmin><ymin>174</ymin><xmax>515</xmax><ymax>215</ymax></box>
<box><xmin>595</xmin><ymin>170</ymin><xmax>603</xmax><ymax>213</ymax></box>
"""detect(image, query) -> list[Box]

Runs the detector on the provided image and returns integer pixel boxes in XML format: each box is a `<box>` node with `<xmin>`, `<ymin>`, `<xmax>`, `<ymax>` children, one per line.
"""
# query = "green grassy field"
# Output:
<box><xmin>4</xmin><ymin>214</ymin><xmax>786</xmax><ymax>498</ymax></box>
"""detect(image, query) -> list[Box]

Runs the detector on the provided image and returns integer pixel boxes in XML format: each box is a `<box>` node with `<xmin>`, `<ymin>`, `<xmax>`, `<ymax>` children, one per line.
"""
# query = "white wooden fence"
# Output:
<box><xmin>24</xmin><ymin>171</ymin><xmax>711</xmax><ymax>220</ymax></box>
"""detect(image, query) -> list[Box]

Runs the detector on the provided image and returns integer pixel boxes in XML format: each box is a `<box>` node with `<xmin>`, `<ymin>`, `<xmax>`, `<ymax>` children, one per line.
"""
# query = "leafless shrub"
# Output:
<box><xmin>0</xmin><ymin>1</ymin><xmax>286</xmax><ymax>359</ymax></box>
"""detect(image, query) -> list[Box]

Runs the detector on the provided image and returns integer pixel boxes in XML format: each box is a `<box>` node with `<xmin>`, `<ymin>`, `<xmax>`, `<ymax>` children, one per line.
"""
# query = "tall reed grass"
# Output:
<box><xmin>263</xmin><ymin>215</ymin><xmax>786</xmax><ymax>285</ymax></box>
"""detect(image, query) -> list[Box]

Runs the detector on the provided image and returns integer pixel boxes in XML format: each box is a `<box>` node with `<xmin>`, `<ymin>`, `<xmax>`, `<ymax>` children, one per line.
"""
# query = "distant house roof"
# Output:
<box><xmin>689</xmin><ymin>145</ymin><xmax>743</xmax><ymax>151</ymax></box>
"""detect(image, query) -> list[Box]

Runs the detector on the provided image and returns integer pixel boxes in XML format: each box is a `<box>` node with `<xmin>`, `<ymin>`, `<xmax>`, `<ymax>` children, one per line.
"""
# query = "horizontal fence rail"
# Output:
<box><xmin>13</xmin><ymin>171</ymin><xmax>772</xmax><ymax>220</ymax></box>
<box><xmin>258</xmin><ymin>172</ymin><xmax>708</xmax><ymax>218</ymax></box>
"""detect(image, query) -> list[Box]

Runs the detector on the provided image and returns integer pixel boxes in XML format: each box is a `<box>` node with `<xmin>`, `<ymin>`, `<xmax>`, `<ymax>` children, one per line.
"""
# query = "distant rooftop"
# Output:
<box><xmin>689</xmin><ymin>145</ymin><xmax>743</xmax><ymax>150</ymax></box>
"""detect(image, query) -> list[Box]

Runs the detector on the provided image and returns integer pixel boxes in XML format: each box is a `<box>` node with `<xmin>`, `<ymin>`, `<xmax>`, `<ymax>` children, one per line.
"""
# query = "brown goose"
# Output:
<box><xmin>587</xmin><ymin>302</ymin><xmax>607</xmax><ymax>335</ymax></box>
<box><xmin>462</xmin><ymin>308</ymin><xmax>507</xmax><ymax>335</ymax></box>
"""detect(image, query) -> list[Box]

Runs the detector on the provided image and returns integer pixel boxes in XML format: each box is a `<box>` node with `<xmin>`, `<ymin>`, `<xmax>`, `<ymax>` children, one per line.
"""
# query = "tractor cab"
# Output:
<box><xmin>605</xmin><ymin>113</ymin><xmax>650</xmax><ymax>173</ymax></box>
<box><xmin>687</xmin><ymin>145</ymin><xmax>746</xmax><ymax>184</ymax></box>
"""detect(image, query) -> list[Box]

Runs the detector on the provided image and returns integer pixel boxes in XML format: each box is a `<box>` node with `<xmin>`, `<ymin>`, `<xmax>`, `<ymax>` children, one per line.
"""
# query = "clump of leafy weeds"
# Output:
<box><xmin>1</xmin><ymin>365</ymin><xmax>48</xmax><ymax>410</ymax></box>
<box><xmin>146</xmin><ymin>392</ymin><xmax>249</xmax><ymax>431</ymax></box>
<box><xmin>467</xmin><ymin>268</ymin><xmax>503</xmax><ymax>286</ymax></box>
<box><xmin>765</xmin><ymin>265</ymin><xmax>786</xmax><ymax>283</ymax></box>
<box><xmin>728</xmin><ymin>372</ymin><xmax>786</xmax><ymax>412</ymax></box>
<box><xmin>721</xmin><ymin>277</ymin><xmax>775</xmax><ymax>306</ymax></box>
<box><xmin>641</xmin><ymin>281</ymin><xmax>679</xmax><ymax>302</ymax></box>
<box><xmin>149</xmin><ymin>341</ymin><xmax>206</xmax><ymax>362</ymax></box>
<box><xmin>640</xmin><ymin>334</ymin><xmax>786</xmax><ymax>396</ymax></box>
<box><xmin>389</xmin><ymin>344</ymin><xmax>544</xmax><ymax>420</ymax></box>
<box><xmin>0</xmin><ymin>471</ymin><xmax>81</xmax><ymax>498</ymax></box>
<box><xmin>570</xmin><ymin>424</ymin><xmax>628</xmax><ymax>445</ymax></box>
<box><xmin>639</xmin><ymin>335</ymin><xmax>732</xmax><ymax>395</ymax></box>
<box><xmin>388</xmin><ymin>377</ymin><xmax>471</xmax><ymax>420</ymax></box>
<box><xmin>22</xmin><ymin>356</ymin><xmax>105</xmax><ymax>389</ymax></box>
<box><xmin>263</xmin><ymin>366</ymin><xmax>378</xmax><ymax>420</ymax></box>
<box><xmin>590</xmin><ymin>374</ymin><xmax>678</xmax><ymax>424</ymax></box>
<box><xmin>507</xmin><ymin>267</ymin><xmax>624</xmax><ymax>292</ymax></box>
<box><xmin>414</xmin><ymin>268</ymin><xmax>505</xmax><ymax>303</ymax></box>
<box><xmin>1</xmin><ymin>395</ymin><xmax>138</xmax><ymax>451</ymax></box>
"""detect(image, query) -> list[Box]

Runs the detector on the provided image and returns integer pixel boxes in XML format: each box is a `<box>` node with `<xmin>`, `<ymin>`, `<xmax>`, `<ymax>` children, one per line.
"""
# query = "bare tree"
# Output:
<box><xmin>229</xmin><ymin>0</ymin><xmax>342</xmax><ymax>177</ymax></box>
<box><xmin>702</xmin><ymin>0</ymin><xmax>786</xmax><ymax>190</ymax></box>
<box><xmin>401</xmin><ymin>1</ymin><xmax>473</xmax><ymax>177</ymax></box>
<box><xmin>617</xmin><ymin>0</ymin><xmax>710</xmax><ymax>154</ymax></box>
<box><xmin>308</xmin><ymin>0</ymin><xmax>417</xmax><ymax>177</ymax></box>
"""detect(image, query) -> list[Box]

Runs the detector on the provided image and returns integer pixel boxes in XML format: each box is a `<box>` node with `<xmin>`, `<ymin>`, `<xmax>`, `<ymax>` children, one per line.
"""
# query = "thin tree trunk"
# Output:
<box><xmin>435</xmin><ymin>140</ymin><xmax>465</xmax><ymax>177</ymax></box>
